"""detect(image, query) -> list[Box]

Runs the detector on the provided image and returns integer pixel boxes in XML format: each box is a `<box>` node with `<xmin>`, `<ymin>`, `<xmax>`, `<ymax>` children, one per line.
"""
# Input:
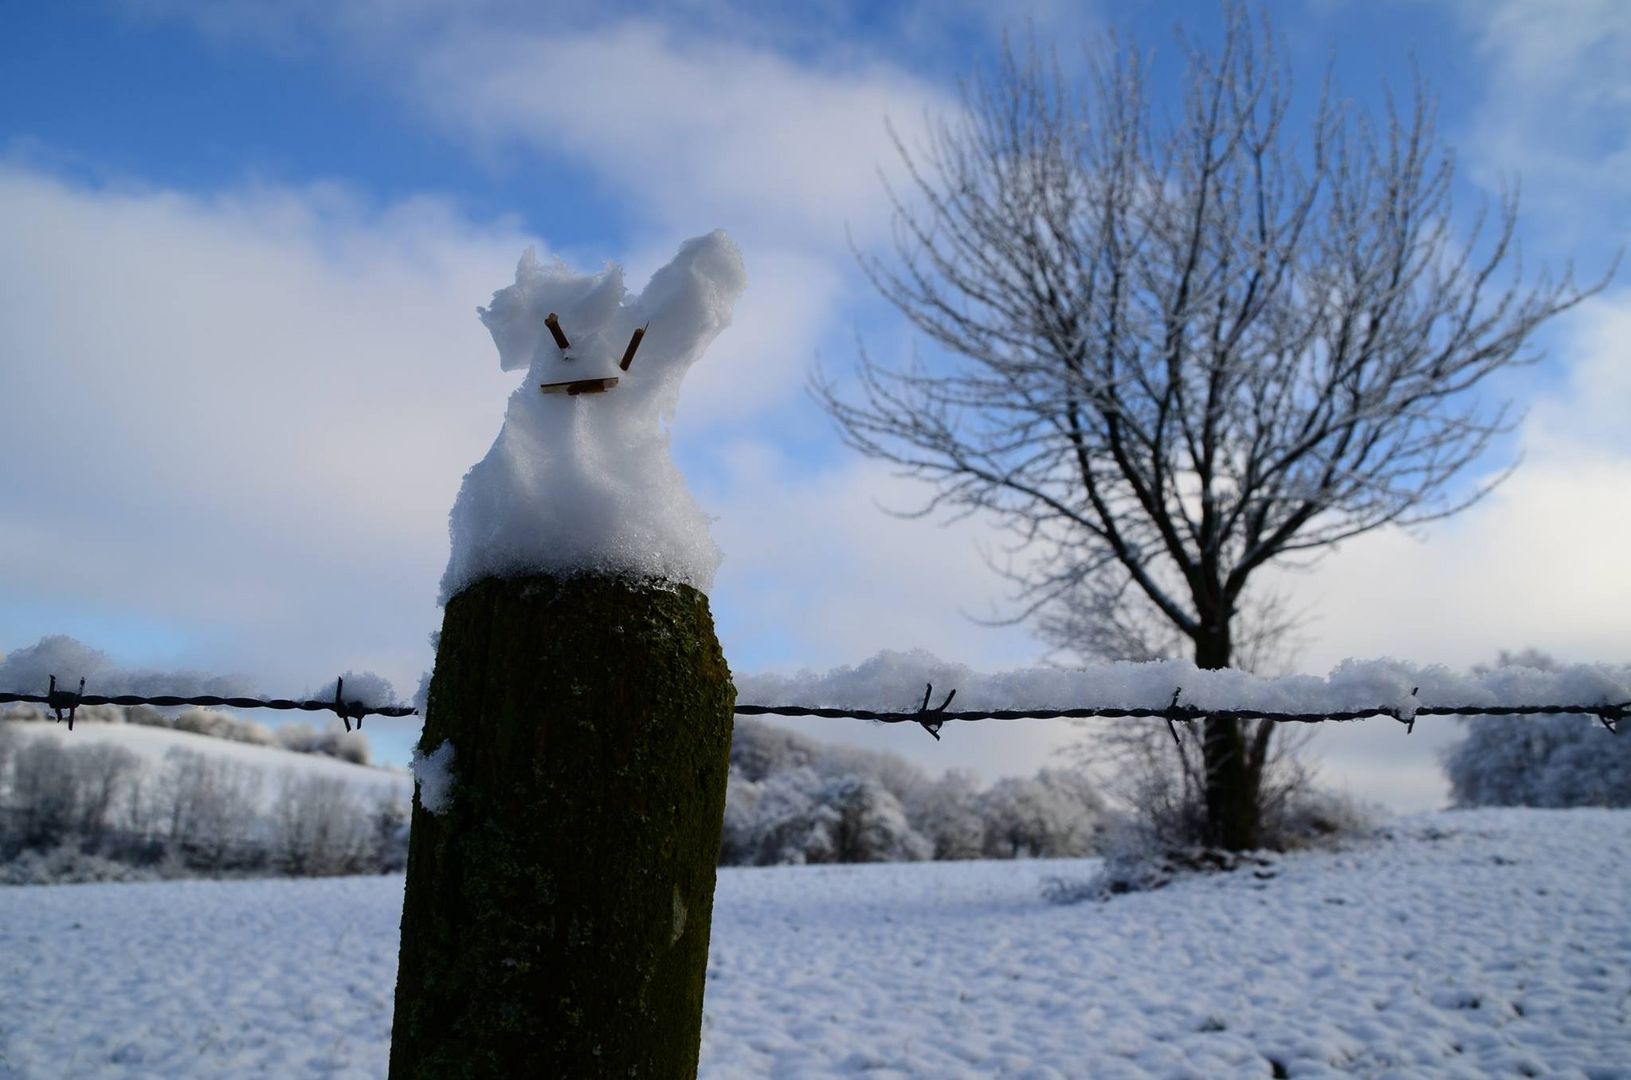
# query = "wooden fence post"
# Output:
<box><xmin>389</xmin><ymin>572</ymin><xmax>734</xmax><ymax>1078</ymax></box>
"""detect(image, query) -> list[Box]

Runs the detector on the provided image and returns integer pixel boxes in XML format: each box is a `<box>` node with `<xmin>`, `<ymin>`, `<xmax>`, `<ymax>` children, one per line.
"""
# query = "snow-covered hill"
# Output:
<box><xmin>5</xmin><ymin>720</ymin><xmax>411</xmax><ymax>812</ymax></box>
<box><xmin>0</xmin><ymin>808</ymin><xmax>1626</xmax><ymax>1077</ymax></box>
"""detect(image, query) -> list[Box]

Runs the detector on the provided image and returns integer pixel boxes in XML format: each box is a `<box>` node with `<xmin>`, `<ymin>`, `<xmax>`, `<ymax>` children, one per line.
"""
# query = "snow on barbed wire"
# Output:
<box><xmin>306</xmin><ymin>672</ymin><xmax>402</xmax><ymax>711</ymax></box>
<box><xmin>0</xmin><ymin>636</ymin><xmax>407</xmax><ymax>718</ymax></box>
<box><xmin>734</xmin><ymin>650</ymin><xmax>1631</xmax><ymax>717</ymax></box>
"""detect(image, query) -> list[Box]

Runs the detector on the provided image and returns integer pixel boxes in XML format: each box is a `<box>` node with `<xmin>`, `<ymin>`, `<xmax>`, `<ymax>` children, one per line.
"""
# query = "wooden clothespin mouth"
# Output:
<box><xmin>541</xmin><ymin>376</ymin><xmax>620</xmax><ymax>396</ymax></box>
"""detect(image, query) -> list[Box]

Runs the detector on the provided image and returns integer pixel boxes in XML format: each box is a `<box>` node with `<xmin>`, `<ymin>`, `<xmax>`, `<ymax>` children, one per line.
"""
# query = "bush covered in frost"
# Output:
<box><xmin>719</xmin><ymin>718</ymin><xmax>1106</xmax><ymax>866</ymax></box>
<box><xmin>1044</xmin><ymin>786</ymin><xmax>1377</xmax><ymax>903</ymax></box>
<box><xmin>1444</xmin><ymin>714</ymin><xmax>1631</xmax><ymax>807</ymax></box>
<box><xmin>1441</xmin><ymin>650</ymin><xmax>1631</xmax><ymax>809</ymax></box>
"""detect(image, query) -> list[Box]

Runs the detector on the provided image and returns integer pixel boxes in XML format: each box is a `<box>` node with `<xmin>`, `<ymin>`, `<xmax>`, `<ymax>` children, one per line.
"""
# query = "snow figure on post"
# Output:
<box><xmin>392</xmin><ymin>233</ymin><xmax>745</xmax><ymax>1080</ymax></box>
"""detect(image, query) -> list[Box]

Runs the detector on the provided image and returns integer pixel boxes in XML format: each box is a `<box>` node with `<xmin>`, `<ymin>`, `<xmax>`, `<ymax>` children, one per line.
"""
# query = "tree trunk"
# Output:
<box><xmin>1195</xmin><ymin>624</ymin><xmax>1259</xmax><ymax>851</ymax></box>
<box><xmin>390</xmin><ymin>573</ymin><xmax>735</xmax><ymax>1079</ymax></box>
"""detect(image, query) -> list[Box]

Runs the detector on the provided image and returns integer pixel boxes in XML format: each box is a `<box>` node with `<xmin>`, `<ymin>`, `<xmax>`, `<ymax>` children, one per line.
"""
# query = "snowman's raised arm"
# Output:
<box><xmin>625</xmin><ymin>231</ymin><xmax>745</xmax><ymax>391</ymax></box>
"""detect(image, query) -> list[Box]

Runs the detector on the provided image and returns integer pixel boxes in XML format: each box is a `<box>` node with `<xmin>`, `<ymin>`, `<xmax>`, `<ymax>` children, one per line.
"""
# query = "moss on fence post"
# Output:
<box><xmin>389</xmin><ymin>572</ymin><xmax>735</xmax><ymax>1079</ymax></box>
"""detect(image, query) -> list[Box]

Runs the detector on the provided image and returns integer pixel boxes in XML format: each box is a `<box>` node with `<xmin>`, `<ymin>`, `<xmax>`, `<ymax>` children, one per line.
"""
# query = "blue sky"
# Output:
<box><xmin>2</xmin><ymin>0</ymin><xmax>1628</xmax><ymax>803</ymax></box>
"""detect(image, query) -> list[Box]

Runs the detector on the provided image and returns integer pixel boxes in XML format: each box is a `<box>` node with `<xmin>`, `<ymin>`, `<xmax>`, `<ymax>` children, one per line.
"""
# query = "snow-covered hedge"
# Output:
<box><xmin>721</xmin><ymin>718</ymin><xmax>1105</xmax><ymax>866</ymax></box>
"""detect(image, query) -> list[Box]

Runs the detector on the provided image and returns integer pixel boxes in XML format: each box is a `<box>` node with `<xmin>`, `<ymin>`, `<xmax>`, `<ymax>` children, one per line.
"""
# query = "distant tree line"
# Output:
<box><xmin>721</xmin><ymin>718</ymin><xmax>1107</xmax><ymax>865</ymax></box>
<box><xmin>0</xmin><ymin>712</ymin><xmax>408</xmax><ymax>885</ymax></box>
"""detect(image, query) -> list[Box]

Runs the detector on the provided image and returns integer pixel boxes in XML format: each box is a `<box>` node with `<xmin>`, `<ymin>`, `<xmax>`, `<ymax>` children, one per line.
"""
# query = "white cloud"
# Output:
<box><xmin>1448</xmin><ymin>0</ymin><xmax>1631</xmax><ymax>249</ymax></box>
<box><xmin>125</xmin><ymin>1</ymin><xmax>956</xmax><ymax>250</ymax></box>
<box><xmin>407</xmin><ymin>20</ymin><xmax>950</xmax><ymax>247</ymax></box>
<box><xmin>0</xmin><ymin>166</ymin><xmax>528</xmax><ymax>691</ymax></box>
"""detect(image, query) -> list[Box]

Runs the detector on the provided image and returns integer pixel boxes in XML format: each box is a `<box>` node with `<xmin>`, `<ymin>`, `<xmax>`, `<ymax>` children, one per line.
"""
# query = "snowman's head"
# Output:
<box><xmin>478</xmin><ymin>231</ymin><xmax>745</xmax><ymax>416</ymax></box>
<box><xmin>439</xmin><ymin>231</ymin><xmax>745</xmax><ymax>602</ymax></box>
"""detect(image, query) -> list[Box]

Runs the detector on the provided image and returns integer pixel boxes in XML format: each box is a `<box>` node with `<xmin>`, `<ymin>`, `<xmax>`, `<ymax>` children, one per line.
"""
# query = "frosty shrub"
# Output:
<box><xmin>0</xmin><ymin>720</ymin><xmax>409</xmax><ymax>882</ymax></box>
<box><xmin>0</xmin><ymin>702</ymin><xmax>131</xmax><ymax>727</ymax></box>
<box><xmin>738</xmin><ymin>767</ymin><xmax>840</xmax><ymax>865</ymax></box>
<box><xmin>820</xmin><ymin>774</ymin><xmax>932</xmax><ymax>863</ymax></box>
<box><xmin>1045</xmin><ymin>786</ymin><xmax>1377</xmax><ymax>904</ymax></box>
<box><xmin>0</xmin><ymin>720</ymin><xmax>17</xmax><ymax>796</ymax></box>
<box><xmin>1444</xmin><ymin>713</ymin><xmax>1631</xmax><ymax>808</ymax></box>
<box><xmin>905</xmin><ymin>770</ymin><xmax>988</xmax><ymax>860</ymax></box>
<box><xmin>1441</xmin><ymin>650</ymin><xmax>1631</xmax><ymax>808</ymax></box>
<box><xmin>0</xmin><ymin>737</ymin><xmax>141</xmax><ymax>858</ymax></box>
<box><xmin>70</xmin><ymin>743</ymin><xmax>141</xmax><ymax>841</ymax></box>
<box><xmin>980</xmin><ymin>768</ymin><xmax>1107</xmax><ymax>858</ymax></box>
<box><xmin>718</xmin><ymin>768</ymin><xmax>763</xmax><ymax>865</ymax></box>
<box><xmin>123</xmin><ymin>704</ymin><xmax>171</xmax><ymax>729</ymax></box>
<box><xmin>1043</xmin><ymin>720</ymin><xmax>1374</xmax><ymax>902</ymax></box>
<box><xmin>723</xmin><ymin>767</ymin><xmax>934</xmax><ymax>866</ymax></box>
<box><xmin>9</xmin><ymin>738</ymin><xmax>83</xmax><ymax>846</ymax></box>
<box><xmin>721</xmin><ymin>719</ymin><xmax>1106</xmax><ymax>865</ymax></box>
<box><xmin>174</xmin><ymin>707</ymin><xmax>274</xmax><ymax>746</ymax></box>
<box><xmin>269</xmin><ymin>772</ymin><xmax>375</xmax><ymax>876</ymax></box>
<box><xmin>162</xmin><ymin>749</ymin><xmax>264</xmax><ymax>869</ymax></box>
<box><xmin>0</xmin><ymin>842</ymin><xmax>167</xmax><ymax>886</ymax></box>
<box><xmin>372</xmin><ymin>791</ymin><xmax>411</xmax><ymax>873</ymax></box>
<box><xmin>274</xmin><ymin>721</ymin><xmax>371</xmax><ymax>765</ymax></box>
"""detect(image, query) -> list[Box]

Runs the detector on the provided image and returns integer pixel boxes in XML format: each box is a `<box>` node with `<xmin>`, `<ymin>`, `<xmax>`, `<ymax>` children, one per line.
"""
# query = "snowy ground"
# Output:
<box><xmin>1</xmin><ymin>809</ymin><xmax>1627</xmax><ymax>1078</ymax></box>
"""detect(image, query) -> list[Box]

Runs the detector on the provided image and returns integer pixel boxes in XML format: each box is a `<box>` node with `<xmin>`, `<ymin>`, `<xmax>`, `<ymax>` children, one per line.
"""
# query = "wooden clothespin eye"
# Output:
<box><xmin>619</xmin><ymin>325</ymin><xmax>647</xmax><ymax>372</ymax></box>
<box><xmin>544</xmin><ymin>312</ymin><xmax>571</xmax><ymax>351</ymax></box>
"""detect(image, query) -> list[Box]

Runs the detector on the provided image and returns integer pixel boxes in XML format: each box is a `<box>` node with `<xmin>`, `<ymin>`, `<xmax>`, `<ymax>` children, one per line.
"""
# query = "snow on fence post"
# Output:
<box><xmin>390</xmin><ymin>233</ymin><xmax>746</xmax><ymax>1079</ymax></box>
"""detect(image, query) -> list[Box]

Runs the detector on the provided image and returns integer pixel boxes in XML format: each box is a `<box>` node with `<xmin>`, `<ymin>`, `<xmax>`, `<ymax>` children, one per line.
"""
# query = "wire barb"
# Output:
<box><xmin>1164</xmin><ymin>687</ymin><xmax>1185</xmax><ymax>747</ymax></box>
<box><xmin>912</xmin><ymin>682</ymin><xmax>957</xmax><ymax>740</ymax></box>
<box><xmin>1381</xmin><ymin>687</ymin><xmax>1422</xmax><ymax>735</ymax></box>
<box><xmin>46</xmin><ymin>674</ymin><xmax>86</xmax><ymax>731</ymax></box>
<box><xmin>332</xmin><ymin>675</ymin><xmax>367</xmax><ymax>732</ymax></box>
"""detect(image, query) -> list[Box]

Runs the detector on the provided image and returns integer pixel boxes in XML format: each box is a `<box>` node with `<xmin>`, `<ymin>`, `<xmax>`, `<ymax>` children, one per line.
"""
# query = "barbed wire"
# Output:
<box><xmin>0</xmin><ymin>674</ymin><xmax>415</xmax><ymax>732</ymax></box>
<box><xmin>4</xmin><ymin>677</ymin><xmax>1623</xmax><ymax>742</ymax></box>
<box><xmin>734</xmin><ymin>683</ymin><xmax>1629</xmax><ymax>741</ymax></box>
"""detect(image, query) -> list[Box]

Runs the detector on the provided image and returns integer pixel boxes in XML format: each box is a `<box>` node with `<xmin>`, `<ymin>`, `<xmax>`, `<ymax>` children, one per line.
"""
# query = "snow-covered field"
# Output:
<box><xmin>1</xmin><ymin>809</ymin><xmax>1626</xmax><ymax>1078</ymax></box>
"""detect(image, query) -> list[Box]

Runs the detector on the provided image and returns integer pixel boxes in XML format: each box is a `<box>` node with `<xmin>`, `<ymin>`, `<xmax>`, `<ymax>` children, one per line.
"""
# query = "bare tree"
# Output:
<box><xmin>73</xmin><ymin>744</ymin><xmax>141</xmax><ymax>842</ymax></box>
<box><xmin>163</xmin><ymin>749</ymin><xmax>263</xmax><ymax>868</ymax></box>
<box><xmin>10</xmin><ymin>739</ymin><xmax>81</xmax><ymax>846</ymax></box>
<box><xmin>0</xmin><ymin>721</ymin><xmax>17</xmax><ymax>800</ymax></box>
<box><xmin>269</xmin><ymin>772</ymin><xmax>373</xmax><ymax>876</ymax></box>
<box><xmin>818</xmin><ymin>5</ymin><xmax>1607</xmax><ymax>849</ymax></box>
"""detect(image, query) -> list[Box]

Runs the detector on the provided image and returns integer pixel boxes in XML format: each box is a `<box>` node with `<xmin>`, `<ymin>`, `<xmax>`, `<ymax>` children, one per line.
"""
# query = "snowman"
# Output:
<box><xmin>440</xmin><ymin>231</ymin><xmax>745</xmax><ymax>603</ymax></box>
